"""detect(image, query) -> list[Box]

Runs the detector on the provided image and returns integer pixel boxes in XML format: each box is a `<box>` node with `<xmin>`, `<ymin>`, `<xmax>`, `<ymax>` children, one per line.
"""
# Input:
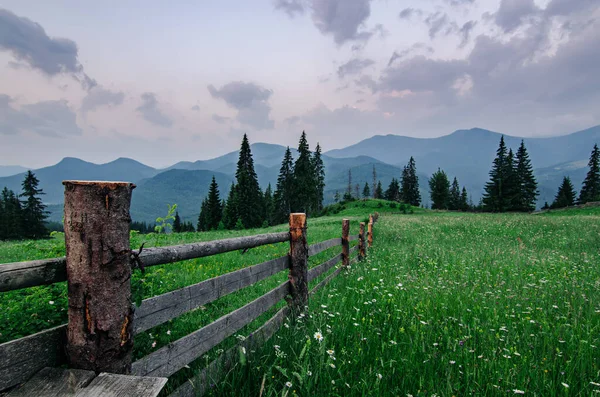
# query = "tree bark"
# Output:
<box><xmin>63</xmin><ymin>181</ymin><xmax>135</xmax><ymax>374</ymax></box>
<box><xmin>288</xmin><ymin>213</ymin><xmax>308</xmax><ymax>312</ymax></box>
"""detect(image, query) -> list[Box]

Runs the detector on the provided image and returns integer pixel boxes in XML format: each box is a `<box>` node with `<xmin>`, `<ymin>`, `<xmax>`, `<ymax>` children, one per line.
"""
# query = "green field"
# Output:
<box><xmin>1</xmin><ymin>201</ymin><xmax>599</xmax><ymax>395</ymax></box>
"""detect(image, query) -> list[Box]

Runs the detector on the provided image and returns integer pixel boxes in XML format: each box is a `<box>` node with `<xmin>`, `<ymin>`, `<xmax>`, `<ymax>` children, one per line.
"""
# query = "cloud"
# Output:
<box><xmin>337</xmin><ymin>58</ymin><xmax>375</xmax><ymax>78</ymax></box>
<box><xmin>424</xmin><ymin>12</ymin><xmax>459</xmax><ymax>39</ymax></box>
<box><xmin>136</xmin><ymin>93</ymin><xmax>174</xmax><ymax>127</ymax></box>
<box><xmin>80</xmin><ymin>86</ymin><xmax>124</xmax><ymax>113</ymax></box>
<box><xmin>445</xmin><ymin>0</ymin><xmax>475</xmax><ymax>7</ymax></box>
<box><xmin>212</xmin><ymin>114</ymin><xmax>230</xmax><ymax>124</ymax></box>
<box><xmin>0</xmin><ymin>94</ymin><xmax>82</xmax><ymax>137</ymax></box>
<box><xmin>208</xmin><ymin>81</ymin><xmax>274</xmax><ymax>130</ymax></box>
<box><xmin>354</xmin><ymin>75</ymin><xmax>378</xmax><ymax>93</ymax></box>
<box><xmin>458</xmin><ymin>20</ymin><xmax>477</xmax><ymax>47</ymax></box>
<box><xmin>274</xmin><ymin>0</ymin><xmax>306</xmax><ymax>18</ymax></box>
<box><xmin>310</xmin><ymin>0</ymin><xmax>373</xmax><ymax>45</ymax></box>
<box><xmin>399</xmin><ymin>8</ymin><xmax>422</xmax><ymax>20</ymax></box>
<box><xmin>493</xmin><ymin>0</ymin><xmax>539</xmax><ymax>33</ymax></box>
<box><xmin>191</xmin><ymin>104</ymin><xmax>200</xmax><ymax>111</ymax></box>
<box><xmin>372</xmin><ymin>1</ymin><xmax>600</xmax><ymax>135</ymax></box>
<box><xmin>388</xmin><ymin>43</ymin><xmax>434</xmax><ymax>67</ymax></box>
<box><xmin>0</xmin><ymin>8</ymin><xmax>96</xmax><ymax>90</ymax></box>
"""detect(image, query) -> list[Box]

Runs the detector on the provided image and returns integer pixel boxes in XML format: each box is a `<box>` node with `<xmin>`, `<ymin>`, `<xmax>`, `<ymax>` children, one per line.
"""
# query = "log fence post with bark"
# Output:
<box><xmin>368</xmin><ymin>215</ymin><xmax>374</xmax><ymax>248</ymax></box>
<box><xmin>62</xmin><ymin>180</ymin><xmax>136</xmax><ymax>374</ymax></box>
<box><xmin>288</xmin><ymin>213</ymin><xmax>308</xmax><ymax>313</ymax></box>
<box><xmin>341</xmin><ymin>219</ymin><xmax>350</xmax><ymax>267</ymax></box>
<box><xmin>358</xmin><ymin>222</ymin><xmax>366</xmax><ymax>260</ymax></box>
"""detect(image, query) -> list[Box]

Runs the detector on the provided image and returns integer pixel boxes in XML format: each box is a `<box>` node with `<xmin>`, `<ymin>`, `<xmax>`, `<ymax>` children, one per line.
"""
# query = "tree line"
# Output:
<box><xmin>335</xmin><ymin>157</ymin><xmax>422</xmax><ymax>207</ymax></box>
<box><xmin>196</xmin><ymin>132</ymin><xmax>325</xmax><ymax>232</ymax></box>
<box><xmin>543</xmin><ymin>143</ymin><xmax>600</xmax><ymax>209</ymax></box>
<box><xmin>0</xmin><ymin>171</ymin><xmax>48</xmax><ymax>240</ymax></box>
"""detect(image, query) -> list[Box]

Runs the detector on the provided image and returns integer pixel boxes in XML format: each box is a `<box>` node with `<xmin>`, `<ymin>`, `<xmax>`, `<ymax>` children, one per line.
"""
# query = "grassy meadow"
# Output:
<box><xmin>1</xmin><ymin>201</ymin><xmax>599</xmax><ymax>395</ymax></box>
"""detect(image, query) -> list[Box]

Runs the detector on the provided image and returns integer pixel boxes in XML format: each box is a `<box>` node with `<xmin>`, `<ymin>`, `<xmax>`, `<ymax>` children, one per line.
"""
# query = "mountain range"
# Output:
<box><xmin>1</xmin><ymin>126</ymin><xmax>598</xmax><ymax>223</ymax></box>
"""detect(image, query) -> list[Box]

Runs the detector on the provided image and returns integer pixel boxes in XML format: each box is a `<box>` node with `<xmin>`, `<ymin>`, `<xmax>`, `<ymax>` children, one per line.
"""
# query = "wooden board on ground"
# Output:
<box><xmin>6</xmin><ymin>367</ymin><xmax>95</xmax><ymax>396</ymax></box>
<box><xmin>5</xmin><ymin>368</ymin><xmax>166</xmax><ymax>397</ymax></box>
<box><xmin>73</xmin><ymin>373</ymin><xmax>167</xmax><ymax>397</ymax></box>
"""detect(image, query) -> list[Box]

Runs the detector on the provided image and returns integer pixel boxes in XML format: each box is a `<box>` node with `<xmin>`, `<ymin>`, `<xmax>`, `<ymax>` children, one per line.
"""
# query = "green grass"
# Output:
<box><xmin>211</xmin><ymin>211</ymin><xmax>600</xmax><ymax>396</ymax></box>
<box><xmin>0</xmin><ymin>199</ymin><xmax>385</xmax><ymax>394</ymax></box>
<box><xmin>2</xmin><ymin>201</ymin><xmax>599</xmax><ymax>396</ymax></box>
<box><xmin>537</xmin><ymin>204</ymin><xmax>600</xmax><ymax>217</ymax></box>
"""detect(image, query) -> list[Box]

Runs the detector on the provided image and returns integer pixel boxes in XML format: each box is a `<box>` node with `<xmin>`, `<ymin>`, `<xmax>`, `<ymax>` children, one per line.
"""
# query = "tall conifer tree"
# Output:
<box><xmin>173</xmin><ymin>211</ymin><xmax>182</xmax><ymax>233</ymax></box>
<box><xmin>264</xmin><ymin>184</ymin><xmax>274</xmax><ymax>226</ymax></box>
<box><xmin>222</xmin><ymin>182</ymin><xmax>238</xmax><ymax>229</ymax></box>
<box><xmin>514</xmin><ymin>140</ymin><xmax>538</xmax><ymax>211</ymax></box>
<box><xmin>292</xmin><ymin>131</ymin><xmax>315</xmax><ymax>213</ymax></box>
<box><xmin>551</xmin><ymin>176</ymin><xmax>577</xmax><ymax>209</ymax></box>
<box><xmin>385</xmin><ymin>178</ymin><xmax>401</xmax><ymax>202</ymax></box>
<box><xmin>579</xmin><ymin>144</ymin><xmax>600</xmax><ymax>204</ymax></box>
<box><xmin>402</xmin><ymin>157</ymin><xmax>421</xmax><ymax>206</ymax></box>
<box><xmin>312</xmin><ymin>143</ymin><xmax>325</xmax><ymax>212</ymax></box>
<box><xmin>274</xmin><ymin>147</ymin><xmax>295</xmax><ymax>224</ymax></box>
<box><xmin>429</xmin><ymin>168</ymin><xmax>450</xmax><ymax>210</ymax></box>
<box><xmin>448</xmin><ymin>177</ymin><xmax>461</xmax><ymax>210</ymax></box>
<box><xmin>20</xmin><ymin>171</ymin><xmax>47</xmax><ymax>238</ymax></box>
<box><xmin>234</xmin><ymin>134</ymin><xmax>264</xmax><ymax>228</ymax></box>
<box><xmin>460</xmin><ymin>187</ymin><xmax>469</xmax><ymax>211</ymax></box>
<box><xmin>483</xmin><ymin>136</ymin><xmax>512</xmax><ymax>212</ymax></box>
<box><xmin>206</xmin><ymin>176</ymin><xmax>223</xmax><ymax>230</ymax></box>
<box><xmin>362</xmin><ymin>182</ymin><xmax>370</xmax><ymax>199</ymax></box>
<box><xmin>375</xmin><ymin>181</ymin><xmax>384</xmax><ymax>200</ymax></box>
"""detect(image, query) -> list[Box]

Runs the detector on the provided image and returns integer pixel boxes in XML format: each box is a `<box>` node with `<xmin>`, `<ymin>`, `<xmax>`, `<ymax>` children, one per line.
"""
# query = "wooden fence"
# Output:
<box><xmin>0</xmin><ymin>181</ymin><xmax>379</xmax><ymax>396</ymax></box>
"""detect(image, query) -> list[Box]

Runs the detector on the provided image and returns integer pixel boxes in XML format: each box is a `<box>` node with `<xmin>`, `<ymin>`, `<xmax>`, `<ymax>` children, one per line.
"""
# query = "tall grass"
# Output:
<box><xmin>211</xmin><ymin>211</ymin><xmax>600</xmax><ymax>396</ymax></box>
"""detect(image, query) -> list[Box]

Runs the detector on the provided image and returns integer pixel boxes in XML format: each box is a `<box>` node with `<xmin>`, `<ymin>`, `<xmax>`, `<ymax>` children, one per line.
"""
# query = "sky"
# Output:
<box><xmin>0</xmin><ymin>0</ymin><xmax>599</xmax><ymax>168</ymax></box>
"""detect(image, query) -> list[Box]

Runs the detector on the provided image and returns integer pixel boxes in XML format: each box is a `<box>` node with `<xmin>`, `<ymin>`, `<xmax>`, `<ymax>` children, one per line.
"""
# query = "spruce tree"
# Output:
<box><xmin>334</xmin><ymin>191</ymin><xmax>340</xmax><ymax>203</ymax></box>
<box><xmin>292</xmin><ymin>131</ymin><xmax>315</xmax><ymax>213</ymax></box>
<box><xmin>551</xmin><ymin>176</ymin><xmax>577</xmax><ymax>209</ymax></box>
<box><xmin>234</xmin><ymin>134</ymin><xmax>264</xmax><ymax>228</ymax></box>
<box><xmin>344</xmin><ymin>169</ymin><xmax>353</xmax><ymax>201</ymax></box>
<box><xmin>20</xmin><ymin>171</ymin><xmax>47</xmax><ymax>239</ymax></box>
<box><xmin>372</xmin><ymin>165</ymin><xmax>377</xmax><ymax>198</ymax></box>
<box><xmin>173</xmin><ymin>211</ymin><xmax>182</xmax><ymax>233</ymax></box>
<box><xmin>460</xmin><ymin>186</ymin><xmax>469</xmax><ymax>211</ymax></box>
<box><xmin>197</xmin><ymin>198</ymin><xmax>209</xmax><ymax>231</ymax></box>
<box><xmin>505</xmin><ymin>148</ymin><xmax>519</xmax><ymax>211</ymax></box>
<box><xmin>376</xmin><ymin>181</ymin><xmax>384</xmax><ymax>200</ymax></box>
<box><xmin>385</xmin><ymin>178</ymin><xmax>401</xmax><ymax>202</ymax></box>
<box><xmin>579</xmin><ymin>144</ymin><xmax>600</xmax><ymax>204</ymax></box>
<box><xmin>206</xmin><ymin>176</ymin><xmax>223</xmax><ymax>230</ymax></box>
<box><xmin>514</xmin><ymin>140</ymin><xmax>538</xmax><ymax>211</ymax></box>
<box><xmin>402</xmin><ymin>157</ymin><xmax>421</xmax><ymax>206</ymax></box>
<box><xmin>312</xmin><ymin>143</ymin><xmax>325</xmax><ymax>212</ymax></box>
<box><xmin>222</xmin><ymin>182</ymin><xmax>238</xmax><ymax>229</ymax></box>
<box><xmin>264</xmin><ymin>184</ymin><xmax>274</xmax><ymax>226</ymax></box>
<box><xmin>354</xmin><ymin>183</ymin><xmax>360</xmax><ymax>199</ymax></box>
<box><xmin>483</xmin><ymin>136</ymin><xmax>512</xmax><ymax>212</ymax></box>
<box><xmin>448</xmin><ymin>177</ymin><xmax>461</xmax><ymax>210</ymax></box>
<box><xmin>362</xmin><ymin>182</ymin><xmax>370</xmax><ymax>199</ymax></box>
<box><xmin>273</xmin><ymin>147</ymin><xmax>295</xmax><ymax>224</ymax></box>
<box><xmin>429</xmin><ymin>168</ymin><xmax>450</xmax><ymax>210</ymax></box>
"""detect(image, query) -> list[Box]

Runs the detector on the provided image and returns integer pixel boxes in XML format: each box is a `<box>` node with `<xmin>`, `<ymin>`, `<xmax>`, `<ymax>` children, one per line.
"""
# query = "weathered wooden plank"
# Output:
<box><xmin>307</xmin><ymin>254</ymin><xmax>342</xmax><ymax>283</ymax></box>
<box><xmin>0</xmin><ymin>232</ymin><xmax>289</xmax><ymax>293</ymax></box>
<box><xmin>0</xmin><ymin>325</ymin><xmax>67</xmax><ymax>392</ymax></box>
<box><xmin>0</xmin><ymin>257</ymin><xmax>67</xmax><ymax>292</ymax></box>
<box><xmin>138</xmin><ymin>232</ymin><xmax>290</xmax><ymax>269</ymax></box>
<box><xmin>341</xmin><ymin>219</ymin><xmax>350</xmax><ymax>267</ymax></box>
<box><xmin>132</xmin><ymin>281</ymin><xmax>289</xmax><ymax>378</ymax></box>
<box><xmin>134</xmin><ymin>255</ymin><xmax>289</xmax><ymax>334</ymax></box>
<box><xmin>310</xmin><ymin>267</ymin><xmax>342</xmax><ymax>296</ymax></box>
<box><xmin>73</xmin><ymin>373</ymin><xmax>167</xmax><ymax>397</ymax></box>
<box><xmin>5</xmin><ymin>367</ymin><xmax>96</xmax><ymax>397</ymax></box>
<box><xmin>307</xmin><ymin>238</ymin><xmax>341</xmax><ymax>257</ymax></box>
<box><xmin>349</xmin><ymin>234</ymin><xmax>360</xmax><ymax>242</ymax></box>
<box><xmin>169</xmin><ymin>306</ymin><xmax>291</xmax><ymax>397</ymax></box>
<box><xmin>288</xmin><ymin>213</ymin><xmax>308</xmax><ymax>312</ymax></box>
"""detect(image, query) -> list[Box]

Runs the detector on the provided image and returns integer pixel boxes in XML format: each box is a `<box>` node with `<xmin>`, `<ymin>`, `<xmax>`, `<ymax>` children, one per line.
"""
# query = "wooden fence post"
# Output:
<box><xmin>358</xmin><ymin>222</ymin><xmax>366</xmax><ymax>260</ymax></box>
<box><xmin>341</xmin><ymin>219</ymin><xmax>350</xmax><ymax>267</ymax></box>
<box><xmin>368</xmin><ymin>214</ymin><xmax>373</xmax><ymax>248</ymax></box>
<box><xmin>289</xmin><ymin>213</ymin><xmax>308</xmax><ymax>312</ymax></box>
<box><xmin>63</xmin><ymin>181</ymin><xmax>136</xmax><ymax>374</ymax></box>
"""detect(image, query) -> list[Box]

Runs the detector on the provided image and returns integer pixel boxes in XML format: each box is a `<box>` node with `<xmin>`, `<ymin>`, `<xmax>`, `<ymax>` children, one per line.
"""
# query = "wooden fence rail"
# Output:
<box><xmin>0</xmin><ymin>180</ymin><xmax>378</xmax><ymax>395</ymax></box>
